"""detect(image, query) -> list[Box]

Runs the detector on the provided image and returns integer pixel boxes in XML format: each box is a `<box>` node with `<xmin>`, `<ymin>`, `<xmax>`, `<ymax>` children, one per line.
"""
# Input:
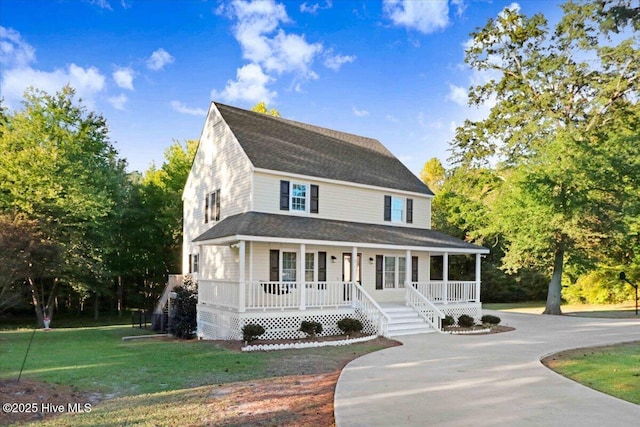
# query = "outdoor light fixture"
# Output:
<box><xmin>619</xmin><ymin>272</ymin><xmax>638</xmax><ymax>316</ymax></box>
<box><xmin>331</xmin><ymin>255</ymin><xmax>337</xmax><ymax>263</ymax></box>
<box><xmin>369</xmin><ymin>257</ymin><xmax>374</xmax><ymax>264</ymax></box>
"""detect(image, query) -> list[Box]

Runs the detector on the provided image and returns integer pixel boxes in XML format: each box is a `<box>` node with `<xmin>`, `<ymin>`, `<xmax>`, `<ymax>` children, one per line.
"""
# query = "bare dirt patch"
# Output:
<box><xmin>1</xmin><ymin>338</ymin><xmax>399</xmax><ymax>426</ymax></box>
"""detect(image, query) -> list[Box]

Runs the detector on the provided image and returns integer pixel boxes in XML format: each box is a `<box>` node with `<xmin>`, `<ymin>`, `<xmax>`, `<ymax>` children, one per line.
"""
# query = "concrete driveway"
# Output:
<box><xmin>335</xmin><ymin>311</ymin><xmax>640</xmax><ymax>426</ymax></box>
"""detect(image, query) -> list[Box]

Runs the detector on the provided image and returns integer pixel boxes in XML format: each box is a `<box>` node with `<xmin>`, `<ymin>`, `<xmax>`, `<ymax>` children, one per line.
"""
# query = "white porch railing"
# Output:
<box><xmin>198</xmin><ymin>280</ymin><xmax>357</xmax><ymax>311</ymax></box>
<box><xmin>198</xmin><ymin>280</ymin><xmax>390</xmax><ymax>336</ymax></box>
<box><xmin>412</xmin><ymin>281</ymin><xmax>478</xmax><ymax>303</ymax></box>
<box><xmin>352</xmin><ymin>282</ymin><xmax>390</xmax><ymax>338</ymax></box>
<box><xmin>405</xmin><ymin>285</ymin><xmax>445</xmax><ymax>332</ymax></box>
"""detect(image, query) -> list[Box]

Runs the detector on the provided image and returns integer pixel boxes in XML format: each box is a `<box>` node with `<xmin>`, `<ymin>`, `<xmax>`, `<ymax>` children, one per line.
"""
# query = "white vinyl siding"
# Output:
<box><xmin>253</xmin><ymin>171</ymin><xmax>431</xmax><ymax>229</ymax></box>
<box><xmin>182</xmin><ymin>105</ymin><xmax>253</xmax><ymax>274</ymax></box>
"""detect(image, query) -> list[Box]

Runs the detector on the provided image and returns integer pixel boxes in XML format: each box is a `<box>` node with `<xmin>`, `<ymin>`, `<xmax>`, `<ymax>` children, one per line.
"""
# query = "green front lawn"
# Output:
<box><xmin>0</xmin><ymin>326</ymin><xmax>269</xmax><ymax>396</ymax></box>
<box><xmin>543</xmin><ymin>341</ymin><xmax>640</xmax><ymax>405</ymax></box>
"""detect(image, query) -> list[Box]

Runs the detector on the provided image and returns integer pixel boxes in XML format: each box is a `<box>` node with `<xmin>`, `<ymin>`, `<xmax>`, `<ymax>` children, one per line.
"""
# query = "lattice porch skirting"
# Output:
<box><xmin>438</xmin><ymin>302</ymin><xmax>482</xmax><ymax>325</ymax></box>
<box><xmin>197</xmin><ymin>304</ymin><xmax>379</xmax><ymax>340</ymax></box>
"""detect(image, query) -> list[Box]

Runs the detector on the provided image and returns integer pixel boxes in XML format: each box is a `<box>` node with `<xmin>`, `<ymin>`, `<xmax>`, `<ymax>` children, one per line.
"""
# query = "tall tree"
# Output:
<box><xmin>419</xmin><ymin>158</ymin><xmax>446</xmax><ymax>193</ymax></box>
<box><xmin>0</xmin><ymin>86</ymin><xmax>124</xmax><ymax>323</ymax></box>
<box><xmin>451</xmin><ymin>1</ymin><xmax>640</xmax><ymax>314</ymax></box>
<box><xmin>251</xmin><ymin>101</ymin><xmax>281</xmax><ymax>117</ymax></box>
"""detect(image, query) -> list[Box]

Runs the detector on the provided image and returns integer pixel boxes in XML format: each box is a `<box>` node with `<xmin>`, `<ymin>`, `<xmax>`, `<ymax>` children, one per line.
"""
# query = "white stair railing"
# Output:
<box><xmin>406</xmin><ymin>285</ymin><xmax>445</xmax><ymax>332</ymax></box>
<box><xmin>352</xmin><ymin>282</ymin><xmax>391</xmax><ymax>337</ymax></box>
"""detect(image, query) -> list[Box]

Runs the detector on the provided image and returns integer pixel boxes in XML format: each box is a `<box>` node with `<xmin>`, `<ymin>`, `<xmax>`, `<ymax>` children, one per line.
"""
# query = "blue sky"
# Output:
<box><xmin>0</xmin><ymin>0</ymin><xmax>563</xmax><ymax>174</ymax></box>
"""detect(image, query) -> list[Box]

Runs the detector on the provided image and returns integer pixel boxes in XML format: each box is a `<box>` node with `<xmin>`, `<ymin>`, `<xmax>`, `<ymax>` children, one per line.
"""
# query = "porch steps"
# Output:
<box><xmin>382</xmin><ymin>304</ymin><xmax>434</xmax><ymax>337</ymax></box>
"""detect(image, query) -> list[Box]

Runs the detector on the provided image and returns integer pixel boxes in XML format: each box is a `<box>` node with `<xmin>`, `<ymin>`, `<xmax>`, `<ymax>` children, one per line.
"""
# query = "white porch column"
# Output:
<box><xmin>443</xmin><ymin>252</ymin><xmax>449</xmax><ymax>304</ymax></box>
<box><xmin>248</xmin><ymin>241</ymin><xmax>254</xmax><ymax>308</ymax></box>
<box><xmin>238</xmin><ymin>241</ymin><xmax>246</xmax><ymax>313</ymax></box>
<box><xmin>405</xmin><ymin>249</ymin><xmax>411</xmax><ymax>287</ymax></box>
<box><xmin>475</xmin><ymin>253</ymin><xmax>482</xmax><ymax>302</ymax></box>
<box><xmin>351</xmin><ymin>246</ymin><xmax>357</xmax><ymax>284</ymax></box>
<box><xmin>299</xmin><ymin>243</ymin><xmax>306</xmax><ymax>310</ymax></box>
<box><xmin>426</xmin><ymin>252</ymin><xmax>431</xmax><ymax>282</ymax></box>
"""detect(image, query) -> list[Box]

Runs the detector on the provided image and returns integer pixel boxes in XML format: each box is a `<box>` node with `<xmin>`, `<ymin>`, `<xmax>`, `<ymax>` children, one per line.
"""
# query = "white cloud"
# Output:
<box><xmin>171</xmin><ymin>100</ymin><xmax>207</xmax><ymax>116</ymax></box>
<box><xmin>0</xmin><ymin>27</ymin><xmax>106</xmax><ymax>109</ymax></box>
<box><xmin>0</xmin><ymin>26</ymin><xmax>36</xmax><ymax>68</ymax></box>
<box><xmin>214</xmin><ymin>0</ymin><xmax>336</xmax><ymax>104</ymax></box>
<box><xmin>211</xmin><ymin>63</ymin><xmax>276</xmax><ymax>105</ymax></box>
<box><xmin>300</xmin><ymin>1</ymin><xmax>332</xmax><ymax>15</ymax></box>
<box><xmin>146</xmin><ymin>48</ymin><xmax>174</xmax><ymax>71</ymax></box>
<box><xmin>2</xmin><ymin>64</ymin><xmax>105</xmax><ymax>108</ymax></box>
<box><xmin>352</xmin><ymin>106</ymin><xmax>369</xmax><ymax>117</ymax></box>
<box><xmin>383</xmin><ymin>0</ymin><xmax>450</xmax><ymax>34</ymax></box>
<box><xmin>108</xmin><ymin>93</ymin><xmax>128</xmax><ymax>110</ymax></box>
<box><xmin>451</xmin><ymin>0</ymin><xmax>467</xmax><ymax>18</ymax></box>
<box><xmin>89</xmin><ymin>0</ymin><xmax>113</xmax><ymax>10</ymax></box>
<box><xmin>324</xmin><ymin>50</ymin><xmax>356</xmax><ymax>71</ymax></box>
<box><xmin>113</xmin><ymin>67</ymin><xmax>135</xmax><ymax>90</ymax></box>
<box><xmin>446</xmin><ymin>83</ymin><xmax>468</xmax><ymax>106</ymax></box>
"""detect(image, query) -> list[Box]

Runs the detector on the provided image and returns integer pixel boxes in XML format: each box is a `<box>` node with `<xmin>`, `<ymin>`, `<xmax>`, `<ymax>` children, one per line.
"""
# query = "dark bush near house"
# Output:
<box><xmin>442</xmin><ymin>315</ymin><xmax>455</xmax><ymax>327</ymax></box>
<box><xmin>169</xmin><ymin>278</ymin><xmax>198</xmax><ymax>339</ymax></box>
<box><xmin>337</xmin><ymin>318</ymin><xmax>363</xmax><ymax>335</ymax></box>
<box><xmin>457</xmin><ymin>314</ymin><xmax>475</xmax><ymax>328</ymax></box>
<box><xmin>242</xmin><ymin>324</ymin><xmax>266</xmax><ymax>342</ymax></box>
<box><xmin>300</xmin><ymin>320</ymin><xmax>323</xmax><ymax>338</ymax></box>
<box><xmin>481</xmin><ymin>314</ymin><xmax>501</xmax><ymax>325</ymax></box>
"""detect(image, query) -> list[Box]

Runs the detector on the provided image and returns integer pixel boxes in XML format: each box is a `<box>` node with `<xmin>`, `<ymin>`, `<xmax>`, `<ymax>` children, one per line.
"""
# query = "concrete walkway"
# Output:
<box><xmin>335</xmin><ymin>311</ymin><xmax>640</xmax><ymax>426</ymax></box>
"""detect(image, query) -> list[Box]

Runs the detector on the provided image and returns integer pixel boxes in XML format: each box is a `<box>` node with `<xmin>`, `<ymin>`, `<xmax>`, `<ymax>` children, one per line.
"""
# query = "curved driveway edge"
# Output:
<box><xmin>335</xmin><ymin>311</ymin><xmax>640</xmax><ymax>427</ymax></box>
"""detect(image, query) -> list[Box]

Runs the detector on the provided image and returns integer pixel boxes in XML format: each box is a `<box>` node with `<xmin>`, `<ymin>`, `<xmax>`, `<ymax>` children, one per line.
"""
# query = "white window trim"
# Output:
<box><xmin>289</xmin><ymin>182</ymin><xmax>310</xmax><ymax>214</ymax></box>
<box><xmin>278</xmin><ymin>250</ymin><xmax>319</xmax><ymax>285</ymax></box>
<box><xmin>391</xmin><ymin>196</ymin><xmax>404</xmax><ymax>223</ymax></box>
<box><xmin>383</xmin><ymin>255</ymin><xmax>406</xmax><ymax>289</ymax></box>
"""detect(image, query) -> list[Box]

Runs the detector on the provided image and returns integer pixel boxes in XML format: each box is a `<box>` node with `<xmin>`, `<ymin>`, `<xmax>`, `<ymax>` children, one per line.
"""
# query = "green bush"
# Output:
<box><xmin>481</xmin><ymin>314</ymin><xmax>501</xmax><ymax>325</ymax></box>
<box><xmin>442</xmin><ymin>315</ymin><xmax>455</xmax><ymax>327</ymax></box>
<box><xmin>168</xmin><ymin>278</ymin><xmax>198</xmax><ymax>339</ymax></box>
<box><xmin>300</xmin><ymin>320</ymin><xmax>323</xmax><ymax>337</ymax></box>
<box><xmin>242</xmin><ymin>323</ymin><xmax>265</xmax><ymax>342</ymax></box>
<box><xmin>337</xmin><ymin>317</ymin><xmax>363</xmax><ymax>335</ymax></box>
<box><xmin>457</xmin><ymin>314</ymin><xmax>475</xmax><ymax>328</ymax></box>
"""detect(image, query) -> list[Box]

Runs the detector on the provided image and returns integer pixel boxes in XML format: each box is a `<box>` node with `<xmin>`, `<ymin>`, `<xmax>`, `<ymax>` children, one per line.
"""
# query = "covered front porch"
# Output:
<box><xmin>192</xmin><ymin>212</ymin><xmax>489</xmax><ymax>340</ymax></box>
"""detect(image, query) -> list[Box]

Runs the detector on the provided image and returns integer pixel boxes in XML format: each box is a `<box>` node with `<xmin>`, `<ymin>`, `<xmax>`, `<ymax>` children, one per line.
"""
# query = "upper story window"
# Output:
<box><xmin>384</xmin><ymin>195</ymin><xmax>413</xmax><ymax>224</ymax></box>
<box><xmin>280</xmin><ymin>180</ymin><xmax>319</xmax><ymax>214</ymax></box>
<box><xmin>205</xmin><ymin>189</ymin><xmax>220</xmax><ymax>224</ymax></box>
<box><xmin>188</xmin><ymin>254</ymin><xmax>199</xmax><ymax>274</ymax></box>
<box><xmin>291</xmin><ymin>184</ymin><xmax>307</xmax><ymax>212</ymax></box>
<box><xmin>391</xmin><ymin>197</ymin><xmax>404</xmax><ymax>222</ymax></box>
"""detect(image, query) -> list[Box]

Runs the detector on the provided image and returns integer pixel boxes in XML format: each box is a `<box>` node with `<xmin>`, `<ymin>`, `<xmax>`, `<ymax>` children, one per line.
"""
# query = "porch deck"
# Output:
<box><xmin>196</xmin><ymin>279</ymin><xmax>481</xmax><ymax>340</ymax></box>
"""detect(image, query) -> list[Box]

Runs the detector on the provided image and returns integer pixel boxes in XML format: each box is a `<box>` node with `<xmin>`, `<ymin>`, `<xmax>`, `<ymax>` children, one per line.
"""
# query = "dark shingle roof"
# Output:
<box><xmin>215</xmin><ymin>103</ymin><xmax>433</xmax><ymax>195</ymax></box>
<box><xmin>193</xmin><ymin>212</ymin><xmax>487</xmax><ymax>252</ymax></box>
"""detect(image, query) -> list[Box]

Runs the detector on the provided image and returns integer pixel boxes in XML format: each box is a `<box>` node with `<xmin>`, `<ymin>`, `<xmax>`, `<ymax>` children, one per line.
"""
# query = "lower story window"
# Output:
<box><xmin>384</xmin><ymin>256</ymin><xmax>406</xmax><ymax>289</ymax></box>
<box><xmin>282</xmin><ymin>252</ymin><xmax>297</xmax><ymax>282</ymax></box>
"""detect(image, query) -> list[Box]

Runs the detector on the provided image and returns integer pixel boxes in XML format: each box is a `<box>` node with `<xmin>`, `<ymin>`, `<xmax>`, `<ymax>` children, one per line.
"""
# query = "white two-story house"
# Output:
<box><xmin>183</xmin><ymin>102</ymin><xmax>489</xmax><ymax>340</ymax></box>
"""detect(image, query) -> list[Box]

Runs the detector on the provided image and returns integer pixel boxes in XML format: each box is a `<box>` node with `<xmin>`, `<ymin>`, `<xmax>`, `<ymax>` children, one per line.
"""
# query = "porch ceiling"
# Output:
<box><xmin>193</xmin><ymin>212</ymin><xmax>489</xmax><ymax>254</ymax></box>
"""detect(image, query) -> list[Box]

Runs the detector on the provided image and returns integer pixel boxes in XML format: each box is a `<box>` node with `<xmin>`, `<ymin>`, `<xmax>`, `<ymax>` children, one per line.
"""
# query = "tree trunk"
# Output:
<box><xmin>94</xmin><ymin>292</ymin><xmax>100</xmax><ymax>320</ymax></box>
<box><xmin>543</xmin><ymin>246</ymin><xmax>564</xmax><ymax>315</ymax></box>
<box><xmin>117</xmin><ymin>275</ymin><xmax>123</xmax><ymax>318</ymax></box>
<box><xmin>28</xmin><ymin>277</ymin><xmax>44</xmax><ymax>327</ymax></box>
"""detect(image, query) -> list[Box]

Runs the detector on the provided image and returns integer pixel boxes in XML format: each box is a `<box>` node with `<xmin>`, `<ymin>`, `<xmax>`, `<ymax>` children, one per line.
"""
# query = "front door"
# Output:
<box><xmin>342</xmin><ymin>253</ymin><xmax>361</xmax><ymax>301</ymax></box>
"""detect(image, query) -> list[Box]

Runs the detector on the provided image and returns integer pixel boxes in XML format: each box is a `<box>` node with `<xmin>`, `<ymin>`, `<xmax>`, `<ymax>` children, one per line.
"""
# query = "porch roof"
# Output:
<box><xmin>193</xmin><ymin>212</ymin><xmax>489</xmax><ymax>254</ymax></box>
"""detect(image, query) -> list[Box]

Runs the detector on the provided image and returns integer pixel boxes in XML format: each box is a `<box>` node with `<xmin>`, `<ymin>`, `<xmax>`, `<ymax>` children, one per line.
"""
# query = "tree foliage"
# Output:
<box><xmin>0</xmin><ymin>87</ymin><xmax>126</xmax><ymax>323</ymax></box>
<box><xmin>451</xmin><ymin>1</ymin><xmax>640</xmax><ymax>314</ymax></box>
<box><xmin>251</xmin><ymin>101</ymin><xmax>281</xmax><ymax>117</ymax></box>
<box><xmin>419</xmin><ymin>158</ymin><xmax>446</xmax><ymax>193</ymax></box>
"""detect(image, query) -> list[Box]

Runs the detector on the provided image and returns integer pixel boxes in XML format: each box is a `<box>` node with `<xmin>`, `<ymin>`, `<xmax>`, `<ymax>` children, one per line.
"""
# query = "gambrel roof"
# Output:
<box><xmin>194</xmin><ymin>212</ymin><xmax>488</xmax><ymax>253</ymax></box>
<box><xmin>215</xmin><ymin>103</ymin><xmax>433</xmax><ymax>195</ymax></box>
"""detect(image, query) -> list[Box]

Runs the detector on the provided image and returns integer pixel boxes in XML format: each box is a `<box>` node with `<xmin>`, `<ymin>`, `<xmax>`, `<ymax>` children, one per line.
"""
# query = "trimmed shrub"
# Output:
<box><xmin>242</xmin><ymin>324</ymin><xmax>265</xmax><ymax>342</ymax></box>
<box><xmin>481</xmin><ymin>314</ymin><xmax>501</xmax><ymax>325</ymax></box>
<box><xmin>337</xmin><ymin>318</ymin><xmax>363</xmax><ymax>335</ymax></box>
<box><xmin>169</xmin><ymin>278</ymin><xmax>198</xmax><ymax>339</ymax></box>
<box><xmin>300</xmin><ymin>320</ymin><xmax>323</xmax><ymax>338</ymax></box>
<box><xmin>457</xmin><ymin>314</ymin><xmax>475</xmax><ymax>328</ymax></box>
<box><xmin>442</xmin><ymin>315</ymin><xmax>455</xmax><ymax>327</ymax></box>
